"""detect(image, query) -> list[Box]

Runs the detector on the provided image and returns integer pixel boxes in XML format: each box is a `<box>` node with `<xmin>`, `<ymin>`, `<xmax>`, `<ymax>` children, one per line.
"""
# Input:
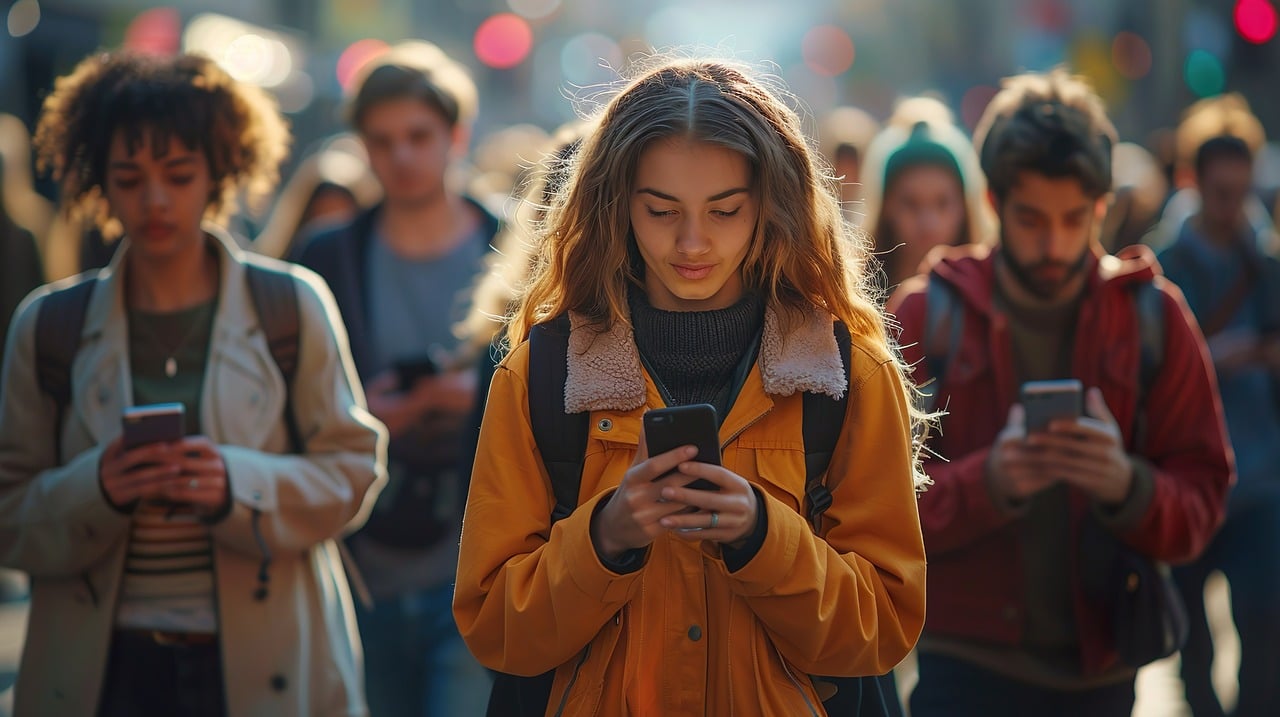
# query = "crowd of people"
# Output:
<box><xmin>0</xmin><ymin>35</ymin><xmax>1276</xmax><ymax>717</ymax></box>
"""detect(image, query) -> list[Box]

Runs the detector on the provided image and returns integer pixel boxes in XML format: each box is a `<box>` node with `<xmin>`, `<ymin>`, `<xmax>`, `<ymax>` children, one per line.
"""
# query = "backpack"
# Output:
<box><xmin>486</xmin><ymin>314</ymin><xmax>899</xmax><ymax>717</ymax></box>
<box><xmin>30</xmin><ymin>262</ymin><xmax>379</xmax><ymax>607</ymax></box>
<box><xmin>918</xmin><ymin>275</ymin><xmax>1189</xmax><ymax>668</ymax></box>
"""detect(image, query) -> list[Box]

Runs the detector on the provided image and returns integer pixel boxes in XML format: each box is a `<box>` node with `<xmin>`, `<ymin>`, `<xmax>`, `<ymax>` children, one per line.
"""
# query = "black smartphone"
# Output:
<box><xmin>643</xmin><ymin>403</ymin><xmax>721</xmax><ymax>491</ymax></box>
<box><xmin>394</xmin><ymin>354</ymin><xmax>440</xmax><ymax>391</ymax></box>
<box><xmin>121</xmin><ymin>403</ymin><xmax>186</xmax><ymax>450</ymax></box>
<box><xmin>1020</xmin><ymin>379</ymin><xmax>1083</xmax><ymax>433</ymax></box>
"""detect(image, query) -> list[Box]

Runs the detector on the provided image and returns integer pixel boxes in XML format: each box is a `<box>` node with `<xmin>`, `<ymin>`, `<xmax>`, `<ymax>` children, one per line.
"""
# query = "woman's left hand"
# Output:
<box><xmin>657</xmin><ymin>462</ymin><xmax>759</xmax><ymax>546</ymax></box>
<box><xmin>164</xmin><ymin>436</ymin><xmax>231</xmax><ymax>516</ymax></box>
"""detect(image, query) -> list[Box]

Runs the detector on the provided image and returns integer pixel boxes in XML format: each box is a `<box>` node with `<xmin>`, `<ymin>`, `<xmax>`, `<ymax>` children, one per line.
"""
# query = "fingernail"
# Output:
<box><xmin>685</xmin><ymin>446</ymin><xmax>698</xmax><ymax>457</ymax></box>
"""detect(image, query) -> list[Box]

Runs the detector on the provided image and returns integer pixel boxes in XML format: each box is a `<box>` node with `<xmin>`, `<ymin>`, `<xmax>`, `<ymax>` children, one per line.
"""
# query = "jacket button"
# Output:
<box><xmin>687</xmin><ymin>625</ymin><xmax>702</xmax><ymax>641</ymax></box>
<box><xmin>597</xmin><ymin>419</ymin><xmax>613</xmax><ymax>432</ymax></box>
<box><xmin>270</xmin><ymin>674</ymin><xmax>288</xmax><ymax>692</ymax></box>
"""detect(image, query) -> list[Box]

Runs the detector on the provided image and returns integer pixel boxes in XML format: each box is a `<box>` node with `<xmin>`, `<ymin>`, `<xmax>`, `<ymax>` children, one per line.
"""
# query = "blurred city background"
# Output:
<box><xmin>1</xmin><ymin>0</ymin><xmax>1277</xmax><ymax>715</ymax></box>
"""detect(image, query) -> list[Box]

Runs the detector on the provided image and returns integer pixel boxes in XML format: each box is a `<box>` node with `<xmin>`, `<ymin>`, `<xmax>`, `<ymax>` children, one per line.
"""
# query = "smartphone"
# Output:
<box><xmin>643</xmin><ymin>404</ymin><xmax>721</xmax><ymax>491</ymax></box>
<box><xmin>121</xmin><ymin>403</ymin><xmax>186</xmax><ymax>450</ymax></box>
<box><xmin>1020</xmin><ymin>379</ymin><xmax>1083</xmax><ymax>433</ymax></box>
<box><xmin>394</xmin><ymin>354</ymin><xmax>440</xmax><ymax>391</ymax></box>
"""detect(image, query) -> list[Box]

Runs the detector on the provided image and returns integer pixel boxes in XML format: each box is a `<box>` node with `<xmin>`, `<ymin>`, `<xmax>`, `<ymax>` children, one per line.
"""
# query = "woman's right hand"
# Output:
<box><xmin>98</xmin><ymin>437</ymin><xmax>181</xmax><ymax>510</ymax></box>
<box><xmin>590</xmin><ymin>435</ymin><xmax>698</xmax><ymax>560</ymax></box>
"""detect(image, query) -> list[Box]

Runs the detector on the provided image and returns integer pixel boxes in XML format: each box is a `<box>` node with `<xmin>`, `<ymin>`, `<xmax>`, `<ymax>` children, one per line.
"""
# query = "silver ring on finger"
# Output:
<box><xmin>709</xmin><ymin>511</ymin><xmax>719</xmax><ymax>529</ymax></box>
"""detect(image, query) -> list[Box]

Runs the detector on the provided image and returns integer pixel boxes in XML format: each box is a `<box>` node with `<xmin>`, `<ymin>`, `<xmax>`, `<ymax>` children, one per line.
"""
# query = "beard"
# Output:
<box><xmin>999</xmin><ymin>235</ymin><xmax>1092</xmax><ymax>302</ymax></box>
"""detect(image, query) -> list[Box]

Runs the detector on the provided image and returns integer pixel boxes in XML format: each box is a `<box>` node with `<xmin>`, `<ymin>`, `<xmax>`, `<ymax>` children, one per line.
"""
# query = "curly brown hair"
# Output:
<box><xmin>33</xmin><ymin>51</ymin><xmax>290</xmax><ymax>231</ymax></box>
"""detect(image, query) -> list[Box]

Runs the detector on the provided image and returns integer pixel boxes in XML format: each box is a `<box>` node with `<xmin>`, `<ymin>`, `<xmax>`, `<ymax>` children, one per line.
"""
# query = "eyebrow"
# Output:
<box><xmin>637</xmin><ymin>187</ymin><xmax>750</xmax><ymax>203</ymax></box>
<box><xmin>108</xmin><ymin>155</ymin><xmax>199</xmax><ymax>171</ymax></box>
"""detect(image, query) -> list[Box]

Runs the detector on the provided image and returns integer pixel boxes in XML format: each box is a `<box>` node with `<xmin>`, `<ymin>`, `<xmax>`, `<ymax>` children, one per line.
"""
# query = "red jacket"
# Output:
<box><xmin>888</xmin><ymin>243</ymin><xmax>1233</xmax><ymax>675</ymax></box>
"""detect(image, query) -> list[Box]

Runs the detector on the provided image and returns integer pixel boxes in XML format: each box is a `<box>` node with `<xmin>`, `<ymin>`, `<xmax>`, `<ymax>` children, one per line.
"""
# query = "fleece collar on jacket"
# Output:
<box><xmin>563</xmin><ymin>303</ymin><xmax>847</xmax><ymax>413</ymax></box>
<box><xmin>921</xmin><ymin>241</ymin><xmax>1162</xmax><ymax>317</ymax></box>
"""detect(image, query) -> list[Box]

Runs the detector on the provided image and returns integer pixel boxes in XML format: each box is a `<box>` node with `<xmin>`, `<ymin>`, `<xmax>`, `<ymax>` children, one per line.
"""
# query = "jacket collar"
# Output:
<box><xmin>81</xmin><ymin>225</ymin><xmax>256</xmax><ymax>341</ymax></box>
<box><xmin>563</xmin><ymin>302</ymin><xmax>846</xmax><ymax>413</ymax></box>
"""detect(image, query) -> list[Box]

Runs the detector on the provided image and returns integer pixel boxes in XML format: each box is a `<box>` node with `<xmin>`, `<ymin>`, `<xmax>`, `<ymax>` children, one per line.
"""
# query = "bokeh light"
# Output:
<box><xmin>801</xmin><ymin>25</ymin><xmax>856</xmax><ymax>77</ymax></box>
<box><xmin>1234</xmin><ymin>0</ymin><xmax>1278</xmax><ymax>44</ymax></box>
<box><xmin>474</xmin><ymin>13</ymin><xmax>534</xmax><ymax>69</ymax></box>
<box><xmin>274</xmin><ymin>72</ymin><xmax>315</xmax><ymax>114</ymax></box>
<box><xmin>1184</xmin><ymin>50</ymin><xmax>1226</xmax><ymax>97</ymax></box>
<box><xmin>337</xmin><ymin>38</ymin><xmax>389</xmax><ymax>94</ymax></box>
<box><xmin>124</xmin><ymin>7</ymin><xmax>181</xmax><ymax>56</ymax></box>
<box><xmin>508</xmin><ymin>0</ymin><xmax>561</xmax><ymax>21</ymax></box>
<box><xmin>7</xmin><ymin>0</ymin><xmax>39</xmax><ymax>38</ymax></box>
<box><xmin>560</xmin><ymin>33</ymin><xmax>622</xmax><ymax>87</ymax></box>
<box><xmin>961</xmin><ymin>85</ymin><xmax>998</xmax><ymax>131</ymax></box>
<box><xmin>1111</xmin><ymin>31</ymin><xmax>1153</xmax><ymax>80</ymax></box>
<box><xmin>222</xmin><ymin>34</ymin><xmax>292</xmax><ymax>88</ymax></box>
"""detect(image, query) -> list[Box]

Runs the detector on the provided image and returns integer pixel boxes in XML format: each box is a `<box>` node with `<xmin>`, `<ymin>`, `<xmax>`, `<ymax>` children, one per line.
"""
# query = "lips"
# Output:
<box><xmin>139</xmin><ymin>222</ymin><xmax>175</xmax><ymax>241</ymax></box>
<box><xmin>673</xmin><ymin>264</ymin><xmax>715</xmax><ymax>280</ymax></box>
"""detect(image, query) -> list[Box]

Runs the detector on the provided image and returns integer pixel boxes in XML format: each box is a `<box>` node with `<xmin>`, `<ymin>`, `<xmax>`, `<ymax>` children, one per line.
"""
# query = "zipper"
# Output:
<box><xmin>553</xmin><ymin>644</ymin><xmax>592</xmax><ymax>717</ymax></box>
<box><xmin>777</xmin><ymin>646</ymin><xmax>820</xmax><ymax>717</ymax></box>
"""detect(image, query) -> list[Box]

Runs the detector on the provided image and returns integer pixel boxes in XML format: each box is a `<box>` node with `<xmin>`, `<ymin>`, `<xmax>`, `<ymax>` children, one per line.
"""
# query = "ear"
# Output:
<box><xmin>1093</xmin><ymin>194</ymin><xmax>1110</xmax><ymax>221</ymax></box>
<box><xmin>450</xmin><ymin>123</ymin><xmax>472</xmax><ymax>161</ymax></box>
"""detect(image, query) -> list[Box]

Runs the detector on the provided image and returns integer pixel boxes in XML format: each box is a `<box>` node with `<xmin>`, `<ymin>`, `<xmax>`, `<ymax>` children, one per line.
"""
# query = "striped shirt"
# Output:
<box><xmin>116</xmin><ymin>298</ymin><xmax>217</xmax><ymax>633</ymax></box>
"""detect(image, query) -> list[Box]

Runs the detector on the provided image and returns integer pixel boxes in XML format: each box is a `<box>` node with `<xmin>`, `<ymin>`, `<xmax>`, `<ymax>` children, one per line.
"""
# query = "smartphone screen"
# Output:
<box><xmin>1020</xmin><ymin>379</ymin><xmax>1083</xmax><ymax>433</ymax></box>
<box><xmin>121</xmin><ymin>403</ymin><xmax>186</xmax><ymax>450</ymax></box>
<box><xmin>643</xmin><ymin>404</ymin><xmax>721</xmax><ymax>491</ymax></box>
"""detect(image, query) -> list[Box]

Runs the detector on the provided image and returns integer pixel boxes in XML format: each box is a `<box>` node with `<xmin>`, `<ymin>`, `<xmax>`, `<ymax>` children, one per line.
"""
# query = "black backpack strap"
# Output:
<box><xmin>921</xmin><ymin>277</ymin><xmax>963</xmax><ymax>415</ymax></box>
<box><xmin>800</xmin><ymin>320</ymin><xmax>852</xmax><ymax>532</ymax></box>
<box><xmin>527</xmin><ymin>313</ymin><xmax>588</xmax><ymax>524</ymax></box>
<box><xmin>244</xmin><ymin>264</ymin><xmax>303</xmax><ymax>455</ymax></box>
<box><xmin>1131</xmin><ymin>279</ymin><xmax>1166</xmax><ymax>450</ymax></box>
<box><xmin>35</xmin><ymin>278</ymin><xmax>97</xmax><ymax>464</ymax></box>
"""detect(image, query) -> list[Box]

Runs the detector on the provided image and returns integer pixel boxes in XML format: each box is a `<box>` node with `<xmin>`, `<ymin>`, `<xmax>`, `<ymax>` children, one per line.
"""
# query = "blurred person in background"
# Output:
<box><xmin>252</xmin><ymin>133</ymin><xmax>379</xmax><ymax>261</ymax></box>
<box><xmin>818</xmin><ymin>105</ymin><xmax>881</xmax><ymax>221</ymax></box>
<box><xmin>1</xmin><ymin>49</ymin><xmax>386</xmax><ymax>717</ymax></box>
<box><xmin>1157</xmin><ymin>134</ymin><xmax>1280</xmax><ymax>717</ymax></box>
<box><xmin>859</xmin><ymin>97</ymin><xmax>995</xmax><ymax>291</ymax></box>
<box><xmin>295</xmin><ymin>41</ymin><xmax>499</xmax><ymax>717</ymax></box>
<box><xmin>0</xmin><ymin>154</ymin><xmax>44</xmax><ymax>383</ymax></box>
<box><xmin>889</xmin><ymin>68</ymin><xmax>1231</xmax><ymax>717</ymax></box>
<box><xmin>466</xmin><ymin>122</ymin><xmax>551</xmax><ymax>218</ymax></box>
<box><xmin>1099</xmin><ymin>142</ymin><xmax>1169</xmax><ymax>252</ymax></box>
<box><xmin>1145</xmin><ymin>94</ymin><xmax>1273</xmax><ymax>253</ymax></box>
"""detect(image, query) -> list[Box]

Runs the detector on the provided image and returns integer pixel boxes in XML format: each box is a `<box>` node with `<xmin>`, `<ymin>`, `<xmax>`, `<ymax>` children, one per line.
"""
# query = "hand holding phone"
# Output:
<box><xmin>394</xmin><ymin>353</ymin><xmax>441</xmax><ymax>392</ymax></box>
<box><xmin>100</xmin><ymin>403</ymin><xmax>186</xmax><ymax>509</ymax></box>
<box><xmin>643</xmin><ymin>404</ymin><xmax>721</xmax><ymax>491</ymax></box>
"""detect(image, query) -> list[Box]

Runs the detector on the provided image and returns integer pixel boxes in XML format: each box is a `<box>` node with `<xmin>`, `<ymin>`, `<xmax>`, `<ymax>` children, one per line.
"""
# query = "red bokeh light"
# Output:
<box><xmin>1235</xmin><ymin>0</ymin><xmax>1278</xmax><ymax>44</ymax></box>
<box><xmin>124</xmin><ymin>8</ymin><xmax>181</xmax><ymax>56</ymax></box>
<box><xmin>337</xmin><ymin>38</ymin><xmax>390</xmax><ymax>93</ymax></box>
<box><xmin>474</xmin><ymin>13</ymin><xmax>533</xmax><ymax>70</ymax></box>
<box><xmin>1111</xmin><ymin>31</ymin><xmax>1153</xmax><ymax>80</ymax></box>
<box><xmin>801</xmin><ymin>25</ymin><xmax>856</xmax><ymax>78</ymax></box>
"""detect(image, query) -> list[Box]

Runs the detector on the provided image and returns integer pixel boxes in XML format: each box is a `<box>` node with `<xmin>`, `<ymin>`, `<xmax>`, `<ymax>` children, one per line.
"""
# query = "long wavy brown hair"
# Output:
<box><xmin>510</xmin><ymin>58</ymin><xmax>886</xmax><ymax>341</ymax></box>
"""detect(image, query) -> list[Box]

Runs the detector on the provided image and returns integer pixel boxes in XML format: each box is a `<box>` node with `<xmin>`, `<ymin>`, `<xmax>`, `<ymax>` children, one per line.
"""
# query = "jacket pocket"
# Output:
<box><xmin>552</xmin><ymin>608</ymin><xmax>626</xmax><ymax>717</ymax></box>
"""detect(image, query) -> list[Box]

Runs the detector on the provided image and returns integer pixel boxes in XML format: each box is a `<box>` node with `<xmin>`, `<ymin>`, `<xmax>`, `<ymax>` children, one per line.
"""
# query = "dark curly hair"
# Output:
<box><xmin>34</xmin><ymin>51</ymin><xmax>290</xmax><ymax>232</ymax></box>
<box><xmin>973</xmin><ymin>67</ymin><xmax>1116</xmax><ymax>202</ymax></box>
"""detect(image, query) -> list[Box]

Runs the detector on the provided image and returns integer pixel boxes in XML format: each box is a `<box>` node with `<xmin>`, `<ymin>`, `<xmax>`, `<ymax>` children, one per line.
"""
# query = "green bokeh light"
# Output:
<box><xmin>1184</xmin><ymin>49</ymin><xmax>1226</xmax><ymax>97</ymax></box>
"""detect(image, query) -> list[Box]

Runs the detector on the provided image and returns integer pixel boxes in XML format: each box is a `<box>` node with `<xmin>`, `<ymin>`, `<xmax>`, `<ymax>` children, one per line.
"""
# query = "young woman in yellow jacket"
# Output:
<box><xmin>454</xmin><ymin>57</ymin><xmax>927</xmax><ymax>716</ymax></box>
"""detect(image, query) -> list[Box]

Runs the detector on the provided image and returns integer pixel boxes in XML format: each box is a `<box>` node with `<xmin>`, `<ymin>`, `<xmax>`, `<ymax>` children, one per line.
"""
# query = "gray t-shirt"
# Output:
<box><xmin>367</xmin><ymin>228</ymin><xmax>488</xmax><ymax>374</ymax></box>
<box><xmin>358</xmin><ymin>226</ymin><xmax>489</xmax><ymax>596</ymax></box>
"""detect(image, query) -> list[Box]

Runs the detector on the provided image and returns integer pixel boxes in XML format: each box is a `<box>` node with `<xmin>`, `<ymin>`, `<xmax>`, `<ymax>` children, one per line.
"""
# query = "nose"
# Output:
<box><xmin>142</xmin><ymin>177</ymin><xmax>169</xmax><ymax>212</ymax></box>
<box><xmin>675</xmin><ymin>215</ymin><xmax>711</xmax><ymax>256</ymax></box>
<box><xmin>1043</xmin><ymin>223</ymin><xmax>1075</xmax><ymax>264</ymax></box>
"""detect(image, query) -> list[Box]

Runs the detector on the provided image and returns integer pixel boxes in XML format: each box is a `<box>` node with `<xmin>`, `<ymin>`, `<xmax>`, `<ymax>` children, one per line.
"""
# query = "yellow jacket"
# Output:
<box><xmin>454</xmin><ymin>306</ymin><xmax>926</xmax><ymax>716</ymax></box>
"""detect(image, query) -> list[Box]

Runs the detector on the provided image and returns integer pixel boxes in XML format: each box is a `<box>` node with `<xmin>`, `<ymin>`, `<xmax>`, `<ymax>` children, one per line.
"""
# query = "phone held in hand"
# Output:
<box><xmin>394</xmin><ymin>353</ymin><xmax>441</xmax><ymax>391</ymax></box>
<box><xmin>1020</xmin><ymin>379</ymin><xmax>1083</xmax><ymax>433</ymax></box>
<box><xmin>121</xmin><ymin>403</ymin><xmax>185</xmax><ymax>450</ymax></box>
<box><xmin>643</xmin><ymin>403</ymin><xmax>721</xmax><ymax>491</ymax></box>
